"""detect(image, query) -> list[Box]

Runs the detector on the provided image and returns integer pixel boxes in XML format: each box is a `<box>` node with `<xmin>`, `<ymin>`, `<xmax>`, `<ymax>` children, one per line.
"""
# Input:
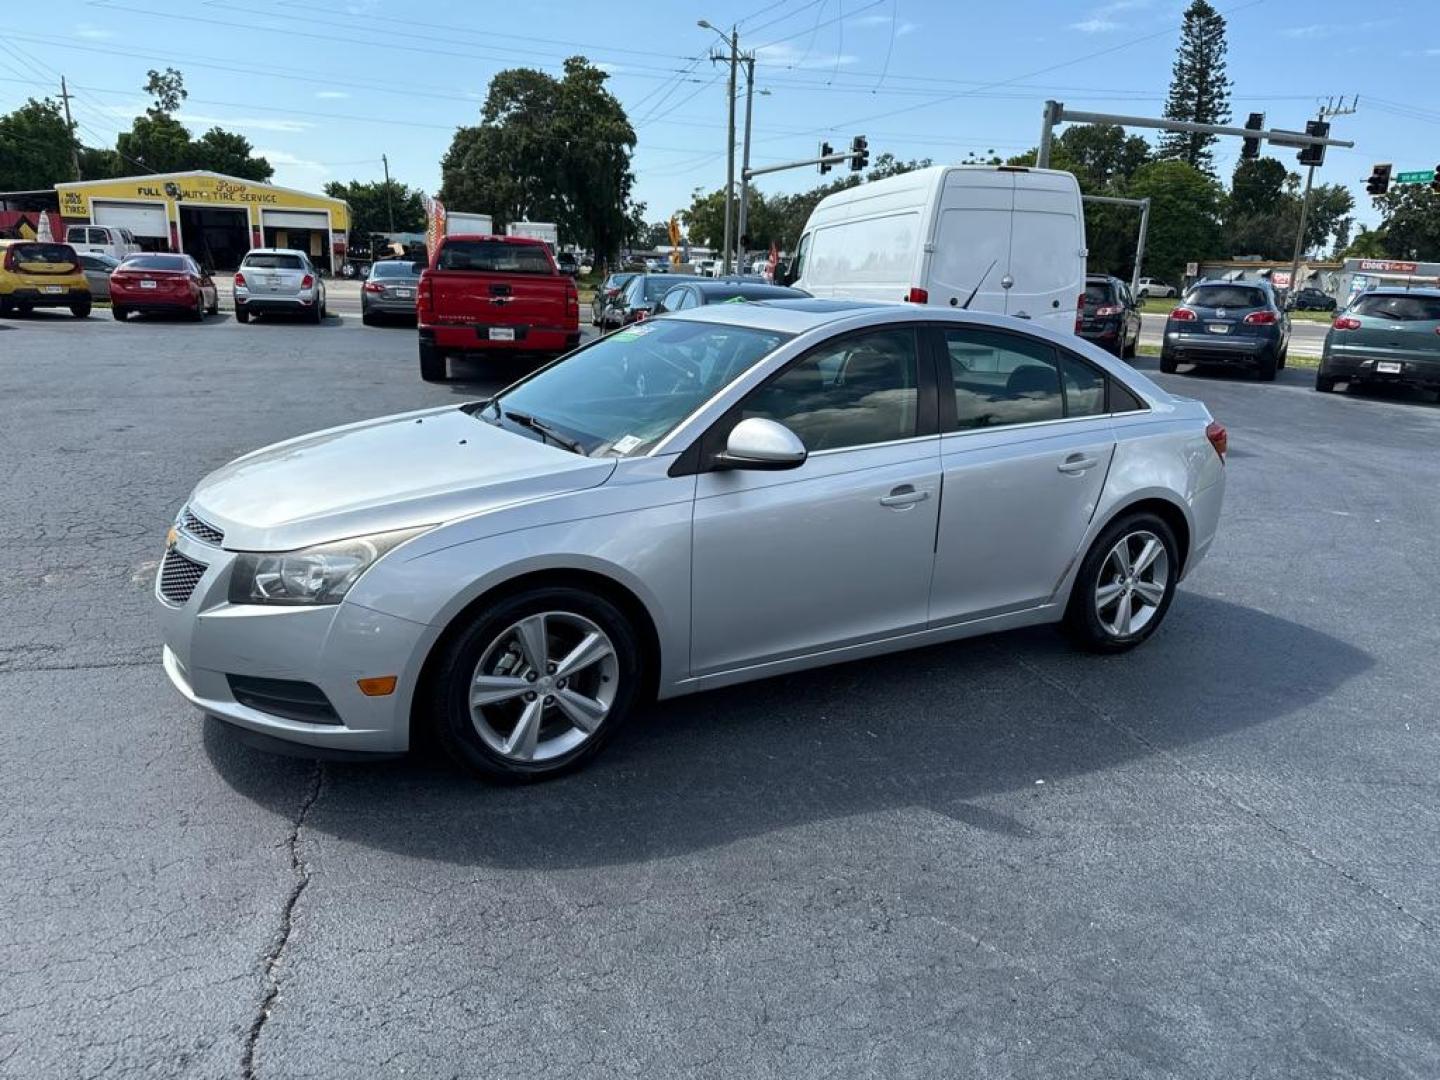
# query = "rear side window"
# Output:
<box><xmin>1187</xmin><ymin>285</ymin><xmax>1266</xmax><ymax>308</ymax></box>
<box><xmin>10</xmin><ymin>243</ymin><xmax>77</xmax><ymax>267</ymax></box>
<box><xmin>1350</xmin><ymin>294</ymin><xmax>1440</xmax><ymax>321</ymax></box>
<box><xmin>437</xmin><ymin>241</ymin><xmax>552</xmax><ymax>274</ymax></box>
<box><xmin>945</xmin><ymin>329</ymin><xmax>1063</xmax><ymax>429</ymax></box>
<box><xmin>1059</xmin><ymin>353</ymin><xmax>1106</xmax><ymax>417</ymax></box>
<box><xmin>243</xmin><ymin>253</ymin><xmax>305</xmax><ymax>270</ymax></box>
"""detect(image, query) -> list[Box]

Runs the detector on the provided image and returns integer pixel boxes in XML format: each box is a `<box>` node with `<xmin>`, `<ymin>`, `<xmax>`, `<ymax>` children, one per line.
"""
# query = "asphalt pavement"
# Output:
<box><xmin>2</xmin><ymin>309</ymin><xmax>1438</xmax><ymax>1079</ymax></box>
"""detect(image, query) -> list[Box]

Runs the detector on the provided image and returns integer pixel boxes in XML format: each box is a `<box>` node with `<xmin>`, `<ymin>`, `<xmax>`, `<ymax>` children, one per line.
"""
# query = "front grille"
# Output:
<box><xmin>158</xmin><ymin>549</ymin><xmax>207</xmax><ymax>605</ymax></box>
<box><xmin>227</xmin><ymin>675</ymin><xmax>342</xmax><ymax>725</ymax></box>
<box><xmin>179</xmin><ymin>507</ymin><xmax>224</xmax><ymax>546</ymax></box>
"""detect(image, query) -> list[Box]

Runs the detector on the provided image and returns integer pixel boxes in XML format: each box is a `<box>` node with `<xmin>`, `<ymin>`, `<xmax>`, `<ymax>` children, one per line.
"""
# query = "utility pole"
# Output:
<box><xmin>721</xmin><ymin>29</ymin><xmax>738</xmax><ymax>275</ymax></box>
<box><xmin>59</xmin><ymin>77</ymin><xmax>81</xmax><ymax>181</ymax></box>
<box><xmin>381</xmin><ymin>153</ymin><xmax>396</xmax><ymax>234</ymax></box>
<box><xmin>1286</xmin><ymin>96</ymin><xmax>1356</xmax><ymax>298</ymax></box>
<box><xmin>736</xmin><ymin>56</ymin><xmax>756</xmax><ymax>274</ymax></box>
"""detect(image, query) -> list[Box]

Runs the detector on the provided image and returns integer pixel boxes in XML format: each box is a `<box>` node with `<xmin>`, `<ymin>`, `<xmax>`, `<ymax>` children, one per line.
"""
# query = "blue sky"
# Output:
<box><xmin>0</xmin><ymin>0</ymin><xmax>1432</xmax><ymax>233</ymax></box>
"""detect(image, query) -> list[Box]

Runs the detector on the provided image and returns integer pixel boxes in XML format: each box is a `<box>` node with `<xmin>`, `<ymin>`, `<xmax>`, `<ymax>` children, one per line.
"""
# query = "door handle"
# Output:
<box><xmin>1013</xmin><ymin>311</ymin><xmax>1032</xmax><ymax>320</ymax></box>
<box><xmin>1057</xmin><ymin>454</ymin><xmax>1099</xmax><ymax>475</ymax></box>
<box><xmin>879</xmin><ymin>484</ymin><xmax>930</xmax><ymax>508</ymax></box>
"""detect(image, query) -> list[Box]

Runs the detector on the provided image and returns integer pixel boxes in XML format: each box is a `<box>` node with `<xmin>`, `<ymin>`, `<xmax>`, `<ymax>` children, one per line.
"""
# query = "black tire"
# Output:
<box><xmin>190</xmin><ymin>294</ymin><xmax>205</xmax><ymax>322</ymax></box>
<box><xmin>208</xmin><ymin>295</ymin><xmax>219</xmax><ymax>315</ymax></box>
<box><xmin>112</xmin><ymin>305</ymin><xmax>128</xmax><ymax>321</ymax></box>
<box><xmin>0</xmin><ymin>299</ymin><xmax>10</xmax><ymax>317</ymax></box>
<box><xmin>1064</xmin><ymin>511</ymin><xmax>1180</xmax><ymax>654</ymax></box>
<box><xmin>1159</xmin><ymin>351</ymin><xmax>1178</xmax><ymax>375</ymax></box>
<box><xmin>70</xmin><ymin>297</ymin><xmax>92</xmax><ymax>319</ymax></box>
<box><xmin>235</xmin><ymin>305</ymin><xmax>250</xmax><ymax>324</ymax></box>
<box><xmin>1315</xmin><ymin>371</ymin><xmax>1337</xmax><ymax>393</ymax></box>
<box><xmin>1254</xmin><ymin>347</ymin><xmax>1279</xmax><ymax>382</ymax></box>
<box><xmin>419</xmin><ymin>342</ymin><xmax>447</xmax><ymax>382</ymax></box>
<box><xmin>310</xmin><ymin>300</ymin><xmax>323</xmax><ymax>324</ymax></box>
<box><xmin>361</xmin><ymin>310</ymin><xmax>376</xmax><ymax>327</ymax></box>
<box><xmin>424</xmin><ymin>587</ymin><xmax>643</xmax><ymax>781</ymax></box>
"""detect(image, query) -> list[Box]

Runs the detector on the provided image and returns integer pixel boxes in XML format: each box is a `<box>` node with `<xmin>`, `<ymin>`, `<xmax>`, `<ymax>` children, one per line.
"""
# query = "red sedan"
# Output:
<box><xmin>111</xmin><ymin>254</ymin><xmax>219</xmax><ymax>321</ymax></box>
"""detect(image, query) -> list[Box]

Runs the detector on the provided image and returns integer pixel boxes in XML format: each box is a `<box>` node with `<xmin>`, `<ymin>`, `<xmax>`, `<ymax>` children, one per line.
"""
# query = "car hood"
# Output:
<box><xmin>189</xmin><ymin>404</ymin><xmax>616</xmax><ymax>551</ymax></box>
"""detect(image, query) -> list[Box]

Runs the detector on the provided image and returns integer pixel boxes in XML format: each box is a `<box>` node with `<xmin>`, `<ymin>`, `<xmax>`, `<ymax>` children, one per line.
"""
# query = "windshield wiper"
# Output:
<box><xmin>502</xmin><ymin>409</ymin><xmax>584</xmax><ymax>454</ymax></box>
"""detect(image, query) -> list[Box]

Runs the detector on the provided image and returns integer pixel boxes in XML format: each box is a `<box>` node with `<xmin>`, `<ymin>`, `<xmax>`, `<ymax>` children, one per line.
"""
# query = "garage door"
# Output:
<box><xmin>93</xmin><ymin>201</ymin><xmax>169</xmax><ymax>239</ymax></box>
<box><xmin>262</xmin><ymin>210</ymin><xmax>329</xmax><ymax>231</ymax></box>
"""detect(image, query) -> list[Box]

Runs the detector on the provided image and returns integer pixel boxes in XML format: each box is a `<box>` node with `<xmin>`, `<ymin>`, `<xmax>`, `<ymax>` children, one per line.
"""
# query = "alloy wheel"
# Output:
<box><xmin>1094</xmin><ymin>529</ymin><xmax>1169</xmax><ymax>638</ymax></box>
<box><xmin>468</xmin><ymin>611</ymin><xmax>619</xmax><ymax>763</ymax></box>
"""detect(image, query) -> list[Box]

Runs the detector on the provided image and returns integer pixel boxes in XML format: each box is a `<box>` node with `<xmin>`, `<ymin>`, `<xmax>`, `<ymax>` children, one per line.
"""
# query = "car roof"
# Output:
<box><xmin>244</xmin><ymin>248</ymin><xmax>309</xmax><ymax>257</ymax></box>
<box><xmin>1360</xmin><ymin>287</ymin><xmax>1440</xmax><ymax>298</ymax></box>
<box><xmin>688</xmin><ymin>281</ymin><xmax>805</xmax><ymax>298</ymax></box>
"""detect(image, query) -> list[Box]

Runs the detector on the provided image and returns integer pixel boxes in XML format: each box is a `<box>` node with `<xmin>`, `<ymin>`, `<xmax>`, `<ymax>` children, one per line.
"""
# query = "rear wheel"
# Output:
<box><xmin>1065</xmin><ymin>512</ymin><xmax>1179</xmax><ymax>653</ymax></box>
<box><xmin>361</xmin><ymin>309</ymin><xmax>376</xmax><ymax>327</ymax></box>
<box><xmin>207</xmin><ymin>294</ymin><xmax>219</xmax><ymax>316</ymax></box>
<box><xmin>425</xmin><ymin>588</ymin><xmax>642</xmax><ymax>780</ymax></box>
<box><xmin>1315</xmin><ymin>370</ymin><xmax>1337</xmax><ymax>393</ymax></box>
<box><xmin>1159</xmin><ymin>351</ymin><xmax>1178</xmax><ymax>375</ymax></box>
<box><xmin>310</xmin><ymin>300</ymin><xmax>323</xmax><ymax>324</ymax></box>
<box><xmin>419</xmin><ymin>342</ymin><xmax>447</xmax><ymax>382</ymax></box>
<box><xmin>70</xmin><ymin>297</ymin><xmax>92</xmax><ymax>318</ymax></box>
<box><xmin>1254</xmin><ymin>347</ymin><xmax>1279</xmax><ymax>382</ymax></box>
<box><xmin>112</xmin><ymin>305</ymin><xmax>128</xmax><ymax>321</ymax></box>
<box><xmin>235</xmin><ymin>305</ymin><xmax>250</xmax><ymax>324</ymax></box>
<box><xmin>190</xmin><ymin>293</ymin><xmax>205</xmax><ymax>322</ymax></box>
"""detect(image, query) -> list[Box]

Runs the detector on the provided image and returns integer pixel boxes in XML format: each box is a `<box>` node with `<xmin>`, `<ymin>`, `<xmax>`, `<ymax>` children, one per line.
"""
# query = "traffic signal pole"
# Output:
<box><xmin>1286</xmin><ymin>99</ymin><xmax>1354</xmax><ymax>298</ymax></box>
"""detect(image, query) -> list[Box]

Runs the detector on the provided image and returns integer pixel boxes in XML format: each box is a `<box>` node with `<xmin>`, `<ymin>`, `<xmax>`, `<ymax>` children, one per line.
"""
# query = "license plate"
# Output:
<box><xmin>1207</xmin><ymin>323</ymin><xmax>1230</xmax><ymax>334</ymax></box>
<box><xmin>489</xmin><ymin>327</ymin><xmax>516</xmax><ymax>341</ymax></box>
<box><xmin>40</xmin><ymin>285</ymin><xmax>65</xmax><ymax>295</ymax></box>
<box><xmin>394</xmin><ymin>289</ymin><xmax>413</xmax><ymax>298</ymax></box>
<box><xmin>140</xmin><ymin>280</ymin><xmax>157</xmax><ymax>289</ymax></box>
<box><xmin>1376</xmin><ymin>361</ymin><xmax>1403</xmax><ymax>374</ymax></box>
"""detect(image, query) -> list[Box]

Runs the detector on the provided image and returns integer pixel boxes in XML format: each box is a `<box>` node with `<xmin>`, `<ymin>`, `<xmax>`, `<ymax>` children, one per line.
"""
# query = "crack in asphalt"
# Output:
<box><xmin>1006</xmin><ymin>646</ymin><xmax>1436</xmax><ymax>937</ymax></box>
<box><xmin>241</xmin><ymin>761</ymin><xmax>324</xmax><ymax>1080</ymax></box>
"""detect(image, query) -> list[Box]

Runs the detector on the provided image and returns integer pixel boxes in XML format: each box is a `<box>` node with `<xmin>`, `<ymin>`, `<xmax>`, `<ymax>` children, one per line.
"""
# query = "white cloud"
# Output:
<box><xmin>175</xmin><ymin>111</ymin><xmax>315</xmax><ymax>133</ymax></box>
<box><xmin>849</xmin><ymin>13</ymin><xmax>892</xmax><ymax>26</ymax></box>
<box><xmin>1283</xmin><ymin>24</ymin><xmax>1337</xmax><ymax>38</ymax></box>
<box><xmin>314</xmin><ymin>90</ymin><xmax>350</xmax><ymax>99</ymax></box>
<box><xmin>1069</xmin><ymin>0</ymin><xmax>1150</xmax><ymax>32</ymax></box>
<box><xmin>1071</xmin><ymin>17</ymin><xmax>1118</xmax><ymax>32</ymax></box>
<box><xmin>896</xmin><ymin>21</ymin><xmax>918</xmax><ymax>36</ymax></box>
<box><xmin>73</xmin><ymin>23</ymin><xmax>114</xmax><ymax>40</ymax></box>
<box><xmin>255</xmin><ymin>148</ymin><xmax>325</xmax><ymax>171</ymax></box>
<box><xmin>754</xmin><ymin>42</ymin><xmax>859</xmax><ymax>69</ymax></box>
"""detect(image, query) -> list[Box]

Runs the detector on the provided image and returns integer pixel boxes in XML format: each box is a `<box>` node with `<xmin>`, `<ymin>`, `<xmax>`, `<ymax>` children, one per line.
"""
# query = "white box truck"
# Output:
<box><xmin>787</xmin><ymin>165</ymin><xmax>1087</xmax><ymax>336</ymax></box>
<box><xmin>506</xmin><ymin>221</ymin><xmax>558</xmax><ymax>250</ymax></box>
<box><xmin>445</xmin><ymin>211</ymin><xmax>494</xmax><ymax>235</ymax></box>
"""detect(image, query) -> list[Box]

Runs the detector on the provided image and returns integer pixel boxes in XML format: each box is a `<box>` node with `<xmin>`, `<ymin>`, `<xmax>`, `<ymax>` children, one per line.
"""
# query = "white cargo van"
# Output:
<box><xmin>789</xmin><ymin>165</ymin><xmax>1087</xmax><ymax>335</ymax></box>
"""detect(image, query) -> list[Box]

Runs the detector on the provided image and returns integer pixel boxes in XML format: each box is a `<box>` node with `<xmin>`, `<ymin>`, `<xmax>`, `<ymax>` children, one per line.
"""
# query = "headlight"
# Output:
<box><xmin>228</xmin><ymin>527</ymin><xmax>428</xmax><ymax>606</ymax></box>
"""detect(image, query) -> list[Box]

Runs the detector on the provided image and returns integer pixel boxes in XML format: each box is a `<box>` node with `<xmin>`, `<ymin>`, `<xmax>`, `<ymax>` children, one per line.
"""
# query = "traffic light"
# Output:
<box><xmin>1241</xmin><ymin>113</ymin><xmax>1264</xmax><ymax>160</ymax></box>
<box><xmin>1297</xmin><ymin>119</ymin><xmax>1330</xmax><ymax>167</ymax></box>
<box><xmin>1365</xmin><ymin>163</ymin><xmax>1392</xmax><ymax>196</ymax></box>
<box><xmin>850</xmin><ymin>134</ymin><xmax>869</xmax><ymax>172</ymax></box>
<box><xmin>1430</xmin><ymin>167</ymin><xmax>1440</xmax><ymax>195</ymax></box>
<box><xmin>819</xmin><ymin>141</ymin><xmax>833</xmax><ymax>175</ymax></box>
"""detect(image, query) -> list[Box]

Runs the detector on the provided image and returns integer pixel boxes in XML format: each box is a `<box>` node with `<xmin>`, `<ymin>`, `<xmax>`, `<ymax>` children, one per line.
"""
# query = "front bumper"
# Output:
<box><xmin>421</xmin><ymin>324</ymin><xmax>581</xmax><ymax>356</ymax></box>
<box><xmin>156</xmin><ymin>532</ymin><xmax>430</xmax><ymax>753</ymax></box>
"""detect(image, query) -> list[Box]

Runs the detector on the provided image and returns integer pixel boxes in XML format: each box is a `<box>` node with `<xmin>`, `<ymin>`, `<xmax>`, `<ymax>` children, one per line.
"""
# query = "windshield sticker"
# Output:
<box><xmin>613</xmin><ymin>325</ymin><xmax>657</xmax><ymax>341</ymax></box>
<box><xmin>611</xmin><ymin>434</ymin><xmax>644</xmax><ymax>455</ymax></box>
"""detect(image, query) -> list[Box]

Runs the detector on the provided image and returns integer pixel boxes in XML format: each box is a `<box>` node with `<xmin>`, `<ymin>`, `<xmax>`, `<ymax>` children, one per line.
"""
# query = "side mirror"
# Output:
<box><xmin>716</xmin><ymin>417</ymin><xmax>807</xmax><ymax>471</ymax></box>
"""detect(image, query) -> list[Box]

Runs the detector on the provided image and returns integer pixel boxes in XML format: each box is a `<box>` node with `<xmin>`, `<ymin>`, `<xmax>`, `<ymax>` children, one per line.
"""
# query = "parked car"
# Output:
<box><xmin>613</xmin><ymin>272</ymin><xmax>704</xmax><ymax>325</ymax></box>
<box><xmin>1077</xmin><ymin>274</ymin><xmax>1143</xmax><ymax>358</ymax></box>
<box><xmin>788</xmin><ymin>164</ymin><xmax>1086</xmax><ymax>336</ymax></box>
<box><xmin>695</xmin><ymin>259</ymin><xmax>718</xmax><ymax>278</ymax></box>
<box><xmin>591</xmin><ymin>271</ymin><xmax>637</xmax><ymax>327</ymax></box>
<box><xmin>417</xmin><ymin>234</ymin><xmax>580</xmax><ymax>381</ymax></box>
<box><xmin>1136</xmin><ymin>278</ymin><xmax>1177</xmax><ymax>299</ymax></box>
<box><xmin>654</xmin><ymin>279</ymin><xmax>809</xmax><ymax>313</ymax></box>
<box><xmin>234</xmin><ymin>249</ymin><xmax>326</xmax><ymax>324</ymax></box>
<box><xmin>64</xmin><ymin>224</ymin><xmax>140</xmax><ymax>262</ymax></box>
<box><xmin>1315</xmin><ymin>288</ymin><xmax>1440</xmax><ymax>396</ymax></box>
<box><xmin>111</xmin><ymin>254</ymin><xmax>218</xmax><ymax>321</ymax></box>
<box><xmin>78</xmin><ymin>252</ymin><xmax>120</xmax><ymax>301</ymax></box>
<box><xmin>156</xmin><ymin>300</ymin><xmax>1226</xmax><ymax>779</ymax></box>
<box><xmin>1286</xmin><ymin>287</ymin><xmax>1337</xmax><ymax>312</ymax></box>
<box><xmin>555</xmin><ymin>251</ymin><xmax>581</xmax><ymax>277</ymax></box>
<box><xmin>1160</xmin><ymin>280</ymin><xmax>1290</xmax><ymax>380</ymax></box>
<box><xmin>361</xmin><ymin>259</ymin><xmax>422</xmax><ymax>325</ymax></box>
<box><xmin>0</xmin><ymin>240</ymin><xmax>91</xmax><ymax>317</ymax></box>
<box><xmin>645</xmin><ymin>258</ymin><xmax>668</xmax><ymax>273</ymax></box>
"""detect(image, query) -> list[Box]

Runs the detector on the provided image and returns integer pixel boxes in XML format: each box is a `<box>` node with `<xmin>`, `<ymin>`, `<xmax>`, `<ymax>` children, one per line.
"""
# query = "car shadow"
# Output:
<box><xmin>206</xmin><ymin>594</ymin><xmax>1371</xmax><ymax>870</ymax></box>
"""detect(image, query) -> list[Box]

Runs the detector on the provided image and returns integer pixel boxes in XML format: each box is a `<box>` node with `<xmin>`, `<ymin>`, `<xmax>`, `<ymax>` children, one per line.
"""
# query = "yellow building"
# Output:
<box><xmin>54</xmin><ymin>171</ymin><xmax>351</xmax><ymax>271</ymax></box>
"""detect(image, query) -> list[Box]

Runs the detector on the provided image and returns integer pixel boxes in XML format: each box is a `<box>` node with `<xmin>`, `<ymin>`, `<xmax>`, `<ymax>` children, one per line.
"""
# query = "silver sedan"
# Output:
<box><xmin>157</xmin><ymin>301</ymin><xmax>1226</xmax><ymax>779</ymax></box>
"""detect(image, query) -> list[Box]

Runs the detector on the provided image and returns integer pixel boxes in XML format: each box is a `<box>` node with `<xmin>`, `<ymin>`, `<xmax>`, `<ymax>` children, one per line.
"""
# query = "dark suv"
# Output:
<box><xmin>1287</xmin><ymin>287</ymin><xmax>1337</xmax><ymax>312</ymax></box>
<box><xmin>1161</xmin><ymin>280</ymin><xmax>1291</xmax><ymax>380</ymax></box>
<box><xmin>1078</xmin><ymin>274</ymin><xmax>1142</xmax><ymax>358</ymax></box>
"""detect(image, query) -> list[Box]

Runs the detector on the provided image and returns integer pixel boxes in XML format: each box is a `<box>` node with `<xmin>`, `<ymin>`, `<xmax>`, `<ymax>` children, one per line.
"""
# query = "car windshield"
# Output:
<box><xmin>243</xmin><ymin>253</ymin><xmax>304</xmax><ymax>270</ymax></box>
<box><xmin>488</xmin><ymin>319</ymin><xmax>791</xmax><ymax>457</ymax></box>
<box><xmin>605</xmin><ymin>273</ymin><xmax>636</xmax><ymax>291</ymax></box>
<box><xmin>1187</xmin><ymin>285</ymin><xmax>1266</xmax><ymax>308</ymax></box>
<box><xmin>1350</xmin><ymin>294</ymin><xmax>1440</xmax><ymax>321</ymax></box>
<box><xmin>121</xmin><ymin>255</ymin><xmax>188</xmax><ymax>271</ymax></box>
<box><xmin>371</xmin><ymin>261</ymin><xmax>418</xmax><ymax>278</ymax></box>
<box><xmin>9</xmin><ymin>242</ymin><xmax>76</xmax><ymax>266</ymax></box>
<box><xmin>437</xmin><ymin>240</ymin><xmax>552</xmax><ymax>273</ymax></box>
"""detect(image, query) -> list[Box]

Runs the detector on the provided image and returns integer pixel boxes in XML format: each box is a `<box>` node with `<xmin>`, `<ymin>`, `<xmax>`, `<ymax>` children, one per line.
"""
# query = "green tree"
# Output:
<box><xmin>1372</xmin><ymin>185</ymin><xmax>1440</xmax><ymax>260</ymax></box>
<box><xmin>189</xmin><ymin>128</ymin><xmax>273</xmax><ymax>181</ymax></box>
<box><xmin>1125</xmin><ymin>159</ymin><xmax>1225</xmax><ymax>283</ymax></box>
<box><xmin>116</xmin><ymin>113</ymin><xmax>193</xmax><ymax>174</ymax></box>
<box><xmin>439</xmin><ymin>57</ymin><xmax>637</xmax><ymax>262</ymax></box>
<box><xmin>1304</xmin><ymin>184</ymin><xmax>1354</xmax><ymax>255</ymax></box>
<box><xmin>641</xmin><ymin>220</ymin><xmax>671</xmax><ymax>249</ymax></box>
<box><xmin>1228</xmin><ymin>157</ymin><xmax>1287</xmax><ymax>218</ymax></box>
<box><xmin>144</xmin><ymin>67</ymin><xmax>187</xmax><ymax>117</ymax></box>
<box><xmin>1338</xmin><ymin>225</ymin><xmax>1386</xmax><ymax>260</ymax></box>
<box><xmin>1158</xmin><ymin>0</ymin><xmax>1232</xmax><ymax>176</ymax></box>
<box><xmin>324</xmin><ymin>178</ymin><xmax>425</xmax><ymax>238</ymax></box>
<box><xmin>0</xmin><ymin>99</ymin><xmax>75</xmax><ymax>190</ymax></box>
<box><xmin>110</xmin><ymin>69</ymin><xmax>271</xmax><ymax>179</ymax></box>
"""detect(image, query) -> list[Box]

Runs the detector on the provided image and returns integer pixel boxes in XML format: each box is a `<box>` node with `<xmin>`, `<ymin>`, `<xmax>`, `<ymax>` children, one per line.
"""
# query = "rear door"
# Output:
<box><xmin>927</xmin><ymin>169</ymin><xmax>1014</xmax><ymax>314</ymax></box>
<box><xmin>429</xmin><ymin>239</ymin><xmax>567</xmax><ymax>327</ymax></box>
<box><xmin>1007</xmin><ymin>173</ymin><xmax>1085</xmax><ymax>333</ymax></box>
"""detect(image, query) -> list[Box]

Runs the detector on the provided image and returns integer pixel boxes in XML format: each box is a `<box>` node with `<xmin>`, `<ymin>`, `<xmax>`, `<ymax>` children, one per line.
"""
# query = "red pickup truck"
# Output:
<box><xmin>417</xmin><ymin>234</ymin><xmax>581</xmax><ymax>381</ymax></box>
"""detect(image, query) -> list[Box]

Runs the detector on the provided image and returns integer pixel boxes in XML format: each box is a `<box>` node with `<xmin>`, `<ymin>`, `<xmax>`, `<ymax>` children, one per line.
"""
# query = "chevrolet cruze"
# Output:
<box><xmin>158</xmin><ymin>300</ymin><xmax>1227</xmax><ymax>780</ymax></box>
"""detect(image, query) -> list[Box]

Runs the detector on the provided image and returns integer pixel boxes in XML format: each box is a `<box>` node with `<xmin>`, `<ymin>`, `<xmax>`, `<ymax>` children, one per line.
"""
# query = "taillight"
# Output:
<box><xmin>300</xmin><ymin>274</ymin><xmax>314</xmax><ymax>289</ymax></box>
<box><xmin>2</xmin><ymin>247</ymin><xmax>15</xmax><ymax>272</ymax></box>
<box><xmin>1095</xmin><ymin>304</ymin><xmax>1123</xmax><ymax>317</ymax></box>
<box><xmin>1243</xmin><ymin>310</ymin><xmax>1277</xmax><ymax>325</ymax></box>
<box><xmin>904</xmin><ymin>287</ymin><xmax>928</xmax><ymax>303</ymax></box>
<box><xmin>417</xmin><ymin>272</ymin><xmax>432</xmax><ymax>313</ymax></box>
<box><xmin>635</xmin><ymin>309</ymin><xmax>649</xmax><ymax>322</ymax></box>
<box><xmin>1074</xmin><ymin>292</ymin><xmax>1085</xmax><ymax>332</ymax></box>
<box><xmin>1332</xmin><ymin>316</ymin><xmax>1361</xmax><ymax>330</ymax></box>
<box><xmin>234</xmin><ymin>272</ymin><xmax>246</xmax><ymax>288</ymax></box>
<box><xmin>1169</xmin><ymin>307</ymin><xmax>1198</xmax><ymax>321</ymax></box>
<box><xmin>363</xmin><ymin>281</ymin><xmax>384</xmax><ymax>293</ymax></box>
<box><xmin>1206</xmin><ymin>420</ymin><xmax>1228</xmax><ymax>461</ymax></box>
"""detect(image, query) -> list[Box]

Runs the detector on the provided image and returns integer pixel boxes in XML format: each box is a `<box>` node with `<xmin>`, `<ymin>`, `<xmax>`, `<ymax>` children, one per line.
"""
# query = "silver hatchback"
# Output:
<box><xmin>158</xmin><ymin>300</ymin><xmax>1226</xmax><ymax>779</ymax></box>
<box><xmin>233</xmin><ymin>248</ymin><xmax>327</xmax><ymax>324</ymax></box>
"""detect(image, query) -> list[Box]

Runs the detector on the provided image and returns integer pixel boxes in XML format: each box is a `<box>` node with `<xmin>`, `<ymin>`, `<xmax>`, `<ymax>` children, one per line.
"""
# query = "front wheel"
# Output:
<box><xmin>1065</xmin><ymin>513</ymin><xmax>1179</xmax><ymax>653</ymax></box>
<box><xmin>424</xmin><ymin>588</ymin><xmax>643</xmax><ymax>780</ymax></box>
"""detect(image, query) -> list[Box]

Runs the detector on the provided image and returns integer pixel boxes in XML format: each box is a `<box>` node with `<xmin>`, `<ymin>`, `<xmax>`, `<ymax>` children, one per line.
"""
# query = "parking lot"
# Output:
<box><xmin>3</xmin><ymin>309</ymin><xmax>1439</xmax><ymax>1079</ymax></box>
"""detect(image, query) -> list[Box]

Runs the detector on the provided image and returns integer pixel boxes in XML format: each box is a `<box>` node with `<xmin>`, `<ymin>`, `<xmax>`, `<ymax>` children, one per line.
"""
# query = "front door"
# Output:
<box><xmin>928</xmin><ymin>325</ymin><xmax>1117</xmax><ymax>625</ymax></box>
<box><xmin>689</xmin><ymin>326</ymin><xmax>940</xmax><ymax>675</ymax></box>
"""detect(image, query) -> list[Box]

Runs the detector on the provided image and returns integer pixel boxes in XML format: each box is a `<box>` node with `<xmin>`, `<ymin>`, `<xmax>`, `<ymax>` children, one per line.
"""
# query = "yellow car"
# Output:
<box><xmin>0</xmin><ymin>239</ymin><xmax>92</xmax><ymax>318</ymax></box>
